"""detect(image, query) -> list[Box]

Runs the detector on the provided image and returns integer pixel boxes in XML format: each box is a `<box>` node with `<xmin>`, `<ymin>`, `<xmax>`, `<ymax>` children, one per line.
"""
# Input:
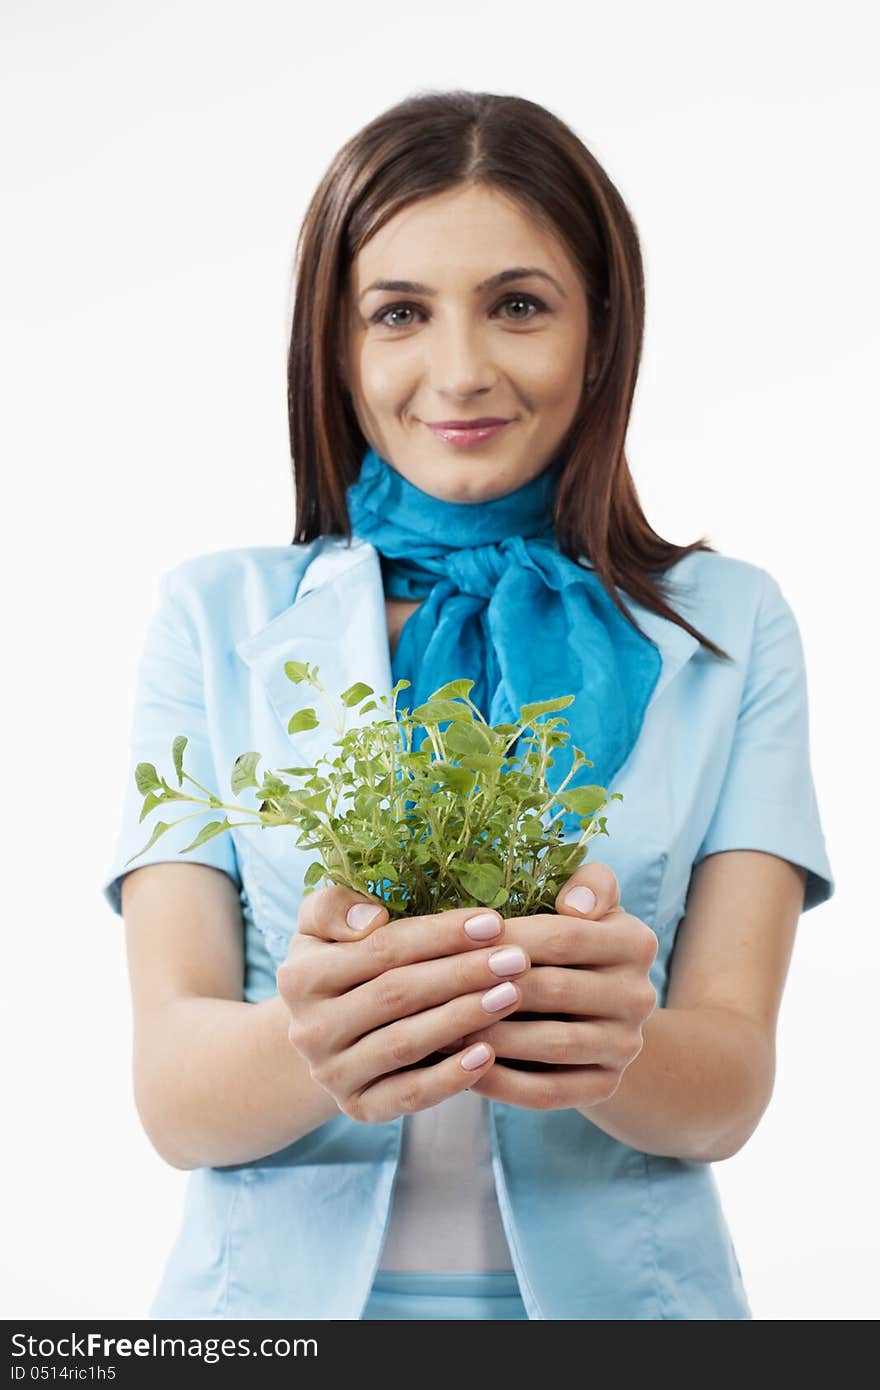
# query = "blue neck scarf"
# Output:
<box><xmin>345</xmin><ymin>444</ymin><xmax>662</xmax><ymax>837</ymax></box>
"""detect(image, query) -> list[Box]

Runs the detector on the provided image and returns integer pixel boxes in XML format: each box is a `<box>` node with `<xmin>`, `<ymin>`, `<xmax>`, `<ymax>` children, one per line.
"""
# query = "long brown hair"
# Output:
<box><xmin>287</xmin><ymin>89</ymin><xmax>731</xmax><ymax>662</ymax></box>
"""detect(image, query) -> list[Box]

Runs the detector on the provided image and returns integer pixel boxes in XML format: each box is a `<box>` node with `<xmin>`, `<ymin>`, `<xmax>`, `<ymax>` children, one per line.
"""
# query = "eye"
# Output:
<box><xmin>370</xmin><ymin>303</ymin><xmax>425</xmax><ymax>330</ymax></box>
<box><xmin>369</xmin><ymin>292</ymin><xmax>550</xmax><ymax>330</ymax></box>
<box><xmin>496</xmin><ymin>293</ymin><xmax>548</xmax><ymax>322</ymax></box>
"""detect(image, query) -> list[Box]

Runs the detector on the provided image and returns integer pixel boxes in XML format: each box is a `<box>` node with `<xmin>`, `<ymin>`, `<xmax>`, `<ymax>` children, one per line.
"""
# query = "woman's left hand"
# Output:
<box><xmin>451</xmin><ymin>864</ymin><xmax>660</xmax><ymax>1111</ymax></box>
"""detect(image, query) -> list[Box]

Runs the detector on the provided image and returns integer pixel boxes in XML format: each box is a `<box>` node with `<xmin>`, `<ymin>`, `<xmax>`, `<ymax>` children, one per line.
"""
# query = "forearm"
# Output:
<box><xmin>577</xmin><ymin>1005</ymin><xmax>775</xmax><ymax>1162</ymax></box>
<box><xmin>134</xmin><ymin>994</ymin><xmax>341</xmax><ymax>1170</ymax></box>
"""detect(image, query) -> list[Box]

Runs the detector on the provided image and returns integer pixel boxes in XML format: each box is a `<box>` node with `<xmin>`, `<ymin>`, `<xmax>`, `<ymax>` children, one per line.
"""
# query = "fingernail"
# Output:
<box><xmin>461</xmin><ymin>1043</ymin><xmax>491</xmax><ymax>1070</ymax></box>
<box><xmin>488</xmin><ymin>947</ymin><xmax>527</xmax><ymax>977</ymax></box>
<box><xmin>482</xmin><ymin>981</ymin><xmax>517</xmax><ymax>1012</ymax></box>
<box><xmin>347</xmin><ymin>903</ymin><xmax>382</xmax><ymax>931</ymax></box>
<box><xmin>464</xmin><ymin>912</ymin><xmax>502</xmax><ymax>940</ymax></box>
<box><xmin>561</xmin><ymin>886</ymin><xmax>597</xmax><ymax>915</ymax></box>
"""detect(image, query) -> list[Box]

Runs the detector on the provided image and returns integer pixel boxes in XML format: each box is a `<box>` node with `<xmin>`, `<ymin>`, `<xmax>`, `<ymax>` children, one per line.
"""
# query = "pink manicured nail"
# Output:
<box><xmin>561</xmin><ymin>885</ymin><xmax>597</xmax><ymax>914</ymax></box>
<box><xmin>482</xmin><ymin>981</ymin><xmax>517</xmax><ymax>1012</ymax></box>
<box><xmin>488</xmin><ymin>947</ymin><xmax>527</xmax><ymax>977</ymax></box>
<box><xmin>464</xmin><ymin>912</ymin><xmax>502</xmax><ymax>940</ymax></box>
<box><xmin>461</xmin><ymin>1043</ymin><xmax>491</xmax><ymax>1070</ymax></box>
<box><xmin>347</xmin><ymin>903</ymin><xmax>382</xmax><ymax>931</ymax></box>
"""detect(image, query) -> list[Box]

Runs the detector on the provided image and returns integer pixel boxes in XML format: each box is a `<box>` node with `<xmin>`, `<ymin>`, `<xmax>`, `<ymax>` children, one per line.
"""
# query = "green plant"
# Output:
<box><xmin>126</xmin><ymin>663</ymin><xmax>623</xmax><ymax>918</ymax></box>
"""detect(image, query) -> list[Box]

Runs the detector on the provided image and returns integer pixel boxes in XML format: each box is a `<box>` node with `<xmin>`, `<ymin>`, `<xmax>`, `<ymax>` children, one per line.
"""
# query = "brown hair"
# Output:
<box><xmin>287</xmin><ymin>89</ymin><xmax>731</xmax><ymax>662</ymax></box>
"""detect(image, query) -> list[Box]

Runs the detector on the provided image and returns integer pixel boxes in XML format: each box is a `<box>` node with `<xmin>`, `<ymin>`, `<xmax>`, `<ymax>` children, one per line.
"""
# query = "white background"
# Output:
<box><xmin>2</xmin><ymin>0</ymin><xmax>877</xmax><ymax>1321</ymax></box>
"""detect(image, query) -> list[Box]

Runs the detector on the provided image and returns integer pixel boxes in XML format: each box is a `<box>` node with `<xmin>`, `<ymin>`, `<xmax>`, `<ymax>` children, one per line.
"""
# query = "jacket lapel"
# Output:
<box><xmin>233</xmin><ymin>537</ymin><xmax>394</xmax><ymax>767</ymax></box>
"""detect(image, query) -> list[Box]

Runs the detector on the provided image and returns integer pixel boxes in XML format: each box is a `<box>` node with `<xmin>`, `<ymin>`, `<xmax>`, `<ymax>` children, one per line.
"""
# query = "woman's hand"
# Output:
<box><xmin>451</xmin><ymin>864</ymin><xmax>660</xmax><ymax>1112</ymax></box>
<box><xmin>275</xmin><ymin>886</ymin><xmax>530</xmax><ymax>1124</ymax></box>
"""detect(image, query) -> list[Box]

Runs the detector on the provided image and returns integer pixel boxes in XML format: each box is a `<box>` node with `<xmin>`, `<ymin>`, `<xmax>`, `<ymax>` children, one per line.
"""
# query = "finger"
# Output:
<box><xmin>338</xmin><ymin>978</ymin><xmax>526</xmax><ymax>1094</ymax></box>
<box><xmin>348</xmin><ymin>1042</ymin><xmax>497</xmax><ymax>1124</ymax></box>
<box><xmin>554</xmin><ymin>861</ymin><xmax>621</xmax><ymax>919</ymax></box>
<box><xmin>297</xmin><ymin>883</ymin><xmax>390</xmax><ymax>942</ymax></box>
<box><xmin>304</xmin><ymin>904</ymin><xmax>506</xmax><ymax>996</ymax></box>
<box><xmin>314</xmin><ymin>946</ymin><xmax>530</xmax><ymax>1057</ymax></box>
<box><xmin>517</xmin><ymin>963</ymin><xmax>613</xmax><ymax>1012</ymax></box>
<box><xmin>447</xmin><ymin>1017</ymin><xmax>639</xmax><ymax>1068</ymax></box>
<box><xmin>500</xmin><ymin>914</ymin><xmax>643</xmax><ymax>969</ymax></box>
<box><xmin>467</xmin><ymin>1061</ymin><xmax>619</xmax><ymax>1110</ymax></box>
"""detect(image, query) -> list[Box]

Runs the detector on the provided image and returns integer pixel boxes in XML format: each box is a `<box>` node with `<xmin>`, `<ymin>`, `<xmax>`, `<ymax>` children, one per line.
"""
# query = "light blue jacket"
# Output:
<box><xmin>101</xmin><ymin>535</ymin><xmax>835</xmax><ymax>1320</ymax></box>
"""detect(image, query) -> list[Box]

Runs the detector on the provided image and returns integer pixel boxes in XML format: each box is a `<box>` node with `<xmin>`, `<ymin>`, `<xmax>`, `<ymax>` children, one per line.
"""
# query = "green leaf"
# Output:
<box><xmin>138</xmin><ymin>791</ymin><xmax>163</xmax><ymax>823</ymax></box>
<box><xmin>231</xmin><ymin>751</ymin><xmax>262</xmax><ymax>795</ymax></box>
<box><xmin>519</xmin><ymin>814</ymin><xmax>545</xmax><ymax>842</ymax></box>
<box><xmin>397</xmin><ymin>751</ymin><xmax>432</xmax><ymax>771</ymax></box>
<box><xmin>556</xmin><ymin>785</ymin><xmax>608</xmax><ymax>817</ymax></box>
<box><xmin>429</xmin><ymin>679</ymin><xmax>475</xmax><ymax>702</ymax></box>
<box><xmin>432</xmin><ymin>763</ymin><xmax>476</xmax><ymax>793</ymax></box>
<box><xmin>341</xmin><ymin>681</ymin><xmax>374</xmax><ymax>708</ymax></box>
<box><xmin>450</xmin><ymin>858</ymin><xmax>504</xmax><ymax>904</ymax></box>
<box><xmin>288</xmin><ymin>707</ymin><xmax>319</xmax><ymax>734</ymax></box>
<box><xmin>257</xmin><ymin>775</ymin><xmax>291</xmax><ymax>799</ymax></box>
<box><xmin>442</xmin><ymin>721</ymin><xmax>492</xmax><ymax>756</ymax></box>
<box><xmin>519</xmin><ymin>695</ymin><xmax>575</xmax><ymax>722</ymax></box>
<box><xmin>353</xmin><ymin>787</ymin><xmax>382</xmax><ymax>817</ymax></box>
<box><xmin>284</xmin><ymin>660</ymin><xmax>310</xmax><ymax>684</ymax></box>
<box><xmin>280</xmin><ymin>789</ymin><xmax>328</xmax><ymax>816</ymax></box>
<box><xmin>124</xmin><ymin>820</ymin><xmax>174</xmax><ymax>865</ymax></box>
<box><xmin>490</xmin><ymin>722</ymin><xmax>520</xmax><ymax>739</ymax></box>
<box><xmin>410</xmin><ymin>698</ymin><xmax>471</xmax><ymax>725</ymax></box>
<box><xmin>134</xmin><ymin>762</ymin><xmax>162</xmax><ymax>795</ymax></box>
<box><xmin>172</xmin><ymin>735</ymin><xmax>188</xmax><ymax>785</ymax></box>
<box><xmin>552</xmin><ymin>843</ymin><xmax>587</xmax><ymax>875</ymax></box>
<box><xmin>304</xmin><ymin>861</ymin><xmax>326</xmax><ymax>887</ymax></box>
<box><xmin>179</xmin><ymin>818</ymin><xmax>234</xmax><ymax>853</ymax></box>
<box><xmin>457</xmin><ymin>753</ymin><xmax>501</xmax><ymax>773</ymax></box>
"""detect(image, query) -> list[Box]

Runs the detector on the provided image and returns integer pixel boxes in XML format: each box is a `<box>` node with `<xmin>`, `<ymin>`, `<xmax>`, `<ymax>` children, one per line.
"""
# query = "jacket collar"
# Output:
<box><xmin>234</xmin><ymin>535</ymin><xmax>701</xmax><ymax>757</ymax></box>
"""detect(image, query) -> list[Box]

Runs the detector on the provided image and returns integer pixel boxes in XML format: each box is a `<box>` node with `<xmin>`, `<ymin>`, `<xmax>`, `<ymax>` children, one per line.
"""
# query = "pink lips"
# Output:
<box><xmin>426</xmin><ymin>420</ymin><xmax>512</xmax><ymax>448</ymax></box>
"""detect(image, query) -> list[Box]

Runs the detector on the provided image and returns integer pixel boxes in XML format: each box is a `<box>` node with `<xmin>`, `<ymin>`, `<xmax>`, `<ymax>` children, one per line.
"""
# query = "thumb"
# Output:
<box><xmin>555</xmin><ymin>862</ymin><xmax>621</xmax><ymax>919</ymax></box>
<box><xmin>297</xmin><ymin>882</ymin><xmax>389</xmax><ymax>941</ymax></box>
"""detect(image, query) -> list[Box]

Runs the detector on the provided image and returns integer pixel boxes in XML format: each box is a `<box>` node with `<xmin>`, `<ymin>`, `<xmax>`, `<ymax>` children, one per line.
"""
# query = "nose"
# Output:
<box><xmin>425</xmin><ymin>316</ymin><xmax>498</xmax><ymax>398</ymax></box>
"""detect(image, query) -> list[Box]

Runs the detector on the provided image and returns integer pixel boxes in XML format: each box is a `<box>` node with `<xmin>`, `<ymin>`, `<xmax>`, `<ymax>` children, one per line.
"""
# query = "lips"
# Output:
<box><xmin>425</xmin><ymin>419</ymin><xmax>513</xmax><ymax>448</ymax></box>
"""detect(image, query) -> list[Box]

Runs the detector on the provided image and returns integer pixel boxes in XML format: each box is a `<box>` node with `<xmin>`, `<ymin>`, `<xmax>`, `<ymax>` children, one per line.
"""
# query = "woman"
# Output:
<box><xmin>101</xmin><ymin>90</ymin><xmax>834</xmax><ymax>1320</ymax></box>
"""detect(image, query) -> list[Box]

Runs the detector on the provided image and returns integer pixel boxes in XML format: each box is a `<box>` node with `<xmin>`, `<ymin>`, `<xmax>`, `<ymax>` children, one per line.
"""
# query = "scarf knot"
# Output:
<box><xmin>444</xmin><ymin>538</ymin><xmax>521</xmax><ymax>598</ymax></box>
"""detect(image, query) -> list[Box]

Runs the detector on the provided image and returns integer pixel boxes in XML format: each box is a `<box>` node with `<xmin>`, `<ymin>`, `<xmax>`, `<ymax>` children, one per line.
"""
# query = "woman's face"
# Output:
<box><xmin>344</xmin><ymin>183</ymin><xmax>592</xmax><ymax>504</ymax></box>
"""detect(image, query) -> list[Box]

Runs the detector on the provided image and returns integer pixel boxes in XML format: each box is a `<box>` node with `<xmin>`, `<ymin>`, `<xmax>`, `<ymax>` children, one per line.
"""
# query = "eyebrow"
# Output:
<box><xmin>358</xmin><ymin>265</ymin><xmax>567</xmax><ymax>302</ymax></box>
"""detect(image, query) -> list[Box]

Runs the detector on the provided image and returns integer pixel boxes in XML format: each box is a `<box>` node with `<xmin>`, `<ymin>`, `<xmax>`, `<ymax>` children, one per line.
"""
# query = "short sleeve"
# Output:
<box><xmin>694</xmin><ymin>569</ymin><xmax>835</xmax><ymax>914</ymax></box>
<box><xmin>101</xmin><ymin>568</ymin><xmax>242</xmax><ymax>917</ymax></box>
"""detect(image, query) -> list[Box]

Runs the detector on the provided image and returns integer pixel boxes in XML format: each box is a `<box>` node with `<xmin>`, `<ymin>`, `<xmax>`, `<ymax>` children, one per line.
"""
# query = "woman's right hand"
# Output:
<box><xmin>275</xmin><ymin>885</ymin><xmax>530</xmax><ymax>1124</ymax></box>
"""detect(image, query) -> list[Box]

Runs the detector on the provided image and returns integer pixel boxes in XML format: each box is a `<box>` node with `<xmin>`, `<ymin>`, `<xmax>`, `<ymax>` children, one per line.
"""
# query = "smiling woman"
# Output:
<box><xmin>106</xmin><ymin>87</ymin><xmax>834</xmax><ymax>1325</ymax></box>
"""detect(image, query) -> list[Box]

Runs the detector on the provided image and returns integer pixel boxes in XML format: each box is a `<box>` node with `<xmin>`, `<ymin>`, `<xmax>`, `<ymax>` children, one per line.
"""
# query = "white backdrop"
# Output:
<box><xmin>2</xmin><ymin>0</ymin><xmax>876</xmax><ymax>1321</ymax></box>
